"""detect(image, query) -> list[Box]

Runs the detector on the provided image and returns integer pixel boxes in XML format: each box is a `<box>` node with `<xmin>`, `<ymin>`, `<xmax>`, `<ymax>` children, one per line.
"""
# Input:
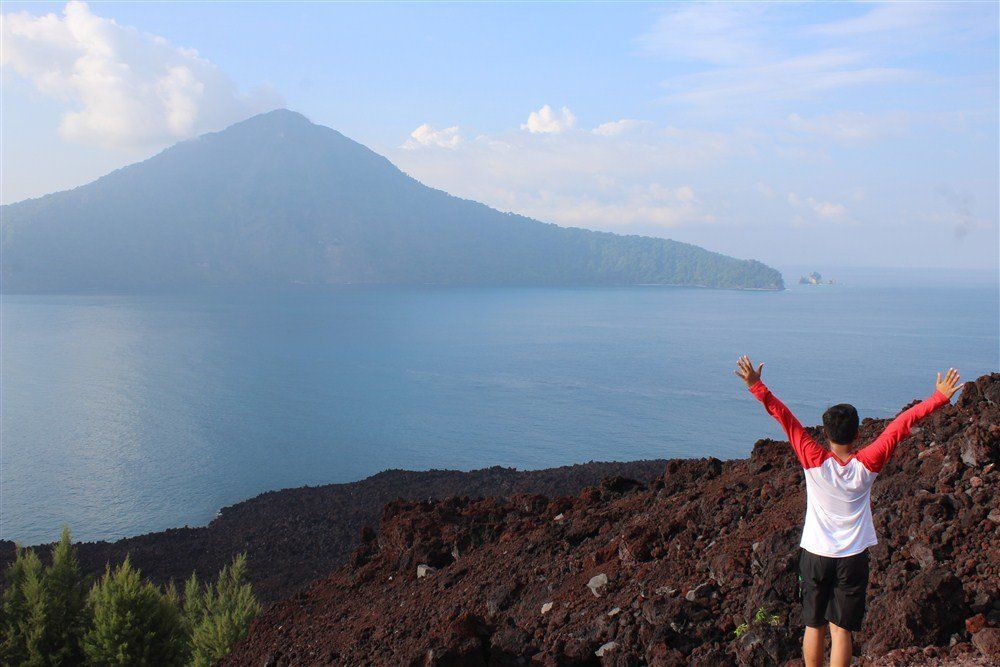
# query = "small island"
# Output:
<box><xmin>798</xmin><ymin>271</ymin><xmax>836</xmax><ymax>285</ymax></box>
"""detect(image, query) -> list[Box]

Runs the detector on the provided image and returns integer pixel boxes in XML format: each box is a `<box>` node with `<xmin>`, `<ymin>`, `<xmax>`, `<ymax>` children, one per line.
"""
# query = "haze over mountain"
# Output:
<box><xmin>1</xmin><ymin>110</ymin><xmax>783</xmax><ymax>292</ymax></box>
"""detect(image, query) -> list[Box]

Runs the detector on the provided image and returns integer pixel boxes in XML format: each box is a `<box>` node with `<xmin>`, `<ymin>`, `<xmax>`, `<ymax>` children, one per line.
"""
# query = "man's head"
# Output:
<box><xmin>823</xmin><ymin>403</ymin><xmax>859</xmax><ymax>446</ymax></box>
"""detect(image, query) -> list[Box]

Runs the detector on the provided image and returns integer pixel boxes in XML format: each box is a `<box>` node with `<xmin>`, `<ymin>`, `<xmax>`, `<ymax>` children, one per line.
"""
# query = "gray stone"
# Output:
<box><xmin>961</xmin><ymin>441</ymin><xmax>980</xmax><ymax>467</ymax></box>
<box><xmin>595</xmin><ymin>641</ymin><xmax>617</xmax><ymax>657</ymax></box>
<box><xmin>911</xmin><ymin>543</ymin><xmax>935</xmax><ymax>569</ymax></box>
<box><xmin>588</xmin><ymin>573</ymin><xmax>609</xmax><ymax>597</ymax></box>
<box><xmin>685</xmin><ymin>581</ymin><xmax>716</xmax><ymax>602</ymax></box>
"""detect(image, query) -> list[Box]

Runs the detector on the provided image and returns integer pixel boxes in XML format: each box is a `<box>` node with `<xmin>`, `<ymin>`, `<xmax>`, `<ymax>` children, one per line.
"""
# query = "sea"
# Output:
<box><xmin>2</xmin><ymin>265</ymin><xmax>997</xmax><ymax>545</ymax></box>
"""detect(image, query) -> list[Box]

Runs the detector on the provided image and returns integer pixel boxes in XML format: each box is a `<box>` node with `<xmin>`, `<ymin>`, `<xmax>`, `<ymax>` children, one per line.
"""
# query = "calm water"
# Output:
<box><xmin>2</xmin><ymin>266</ymin><xmax>997</xmax><ymax>544</ymax></box>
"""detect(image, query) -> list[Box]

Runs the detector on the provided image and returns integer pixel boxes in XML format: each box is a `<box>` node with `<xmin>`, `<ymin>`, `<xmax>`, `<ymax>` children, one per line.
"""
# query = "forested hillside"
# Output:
<box><xmin>1</xmin><ymin>110</ymin><xmax>783</xmax><ymax>292</ymax></box>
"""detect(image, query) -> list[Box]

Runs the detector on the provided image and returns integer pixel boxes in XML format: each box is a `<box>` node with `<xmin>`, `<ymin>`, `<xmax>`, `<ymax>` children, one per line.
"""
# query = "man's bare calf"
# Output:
<box><xmin>803</xmin><ymin>623</ymin><xmax>853</xmax><ymax>667</ymax></box>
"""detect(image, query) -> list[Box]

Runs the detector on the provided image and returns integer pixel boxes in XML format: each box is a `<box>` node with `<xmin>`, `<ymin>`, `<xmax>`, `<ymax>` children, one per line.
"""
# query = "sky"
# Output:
<box><xmin>2</xmin><ymin>1</ymin><xmax>998</xmax><ymax>271</ymax></box>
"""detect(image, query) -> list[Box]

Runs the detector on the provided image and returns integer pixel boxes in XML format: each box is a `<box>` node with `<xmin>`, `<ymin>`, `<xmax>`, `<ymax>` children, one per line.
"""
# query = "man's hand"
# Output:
<box><xmin>936</xmin><ymin>368</ymin><xmax>964</xmax><ymax>400</ymax></box>
<box><xmin>734</xmin><ymin>355</ymin><xmax>764</xmax><ymax>388</ymax></box>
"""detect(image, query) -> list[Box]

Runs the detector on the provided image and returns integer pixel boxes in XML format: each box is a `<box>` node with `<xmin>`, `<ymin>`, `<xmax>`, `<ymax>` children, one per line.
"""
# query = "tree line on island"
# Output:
<box><xmin>1</xmin><ymin>528</ymin><xmax>259</xmax><ymax>666</ymax></box>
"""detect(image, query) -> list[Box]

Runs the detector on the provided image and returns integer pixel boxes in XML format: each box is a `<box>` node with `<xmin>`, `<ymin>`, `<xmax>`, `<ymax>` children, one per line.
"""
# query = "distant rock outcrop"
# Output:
<box><xmin>223</xmin><ymin>374</ymin><xmax>999</xmax><ymax>665</ymax></box>
<box><xmin>798</xmin><ymin>271</ymin><xmax>836</xmax><ymax>285</ymax></box>
<box><xmin>1</xmin><ymin>110</ymin><xmax>783</xmax><ymax>291</ymax></box>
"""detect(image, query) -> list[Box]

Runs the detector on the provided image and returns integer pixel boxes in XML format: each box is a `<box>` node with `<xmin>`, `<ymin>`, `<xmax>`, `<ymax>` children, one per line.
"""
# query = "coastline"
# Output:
<box><xmin>0</xmin><ymin>460</ymin><xmax>672</xmax><ymax>602</ymax></box>
<box><xmin>3</xmin><ymin>374</ymin><xmax>996</xmax><ymax>663</ymax></box>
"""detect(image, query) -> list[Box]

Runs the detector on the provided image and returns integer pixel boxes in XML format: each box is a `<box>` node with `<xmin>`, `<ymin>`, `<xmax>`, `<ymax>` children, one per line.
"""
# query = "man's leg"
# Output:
<box><xmin>803</xmin><ymin>625</ymin><xmax>826</xmax><ymax>667</ymax></box>
<box><xmin>828</xmin><ymin>621</ymin><xmax>852</xmax><ymax>667</ymax></box>
<box><xmin>800</xmin><ymin>549</ymin><xmax>834</xmax><ymax>667</ymax></box>
<box><xmin>827</xmin><ymin>549</ymin><xmax>868</xmax><ymax>666</ymax></box>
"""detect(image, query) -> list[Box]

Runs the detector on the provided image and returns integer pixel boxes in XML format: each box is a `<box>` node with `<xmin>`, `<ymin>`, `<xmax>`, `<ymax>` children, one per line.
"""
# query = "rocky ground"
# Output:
<box><xmin>0</xmin><ymin>461</ymin><xmax>671</xmax><ymax>602</ymax></box>
<box><xmin>225</xmin><ymin>374</ymin><xmax>999</xmax><ymax>666</ymax></box>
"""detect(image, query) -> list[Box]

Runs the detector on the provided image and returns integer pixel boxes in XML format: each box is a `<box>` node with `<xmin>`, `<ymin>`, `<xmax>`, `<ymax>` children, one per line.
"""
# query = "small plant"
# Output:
<box><xmin>754</xmin><ymin>607</ymin><xmax>781</xmax><ymax>626</ymax></box>
<box><xmin>734</xmin><ymin>607</ymin><xmax>781</xmax><ymax>637</ymax></box>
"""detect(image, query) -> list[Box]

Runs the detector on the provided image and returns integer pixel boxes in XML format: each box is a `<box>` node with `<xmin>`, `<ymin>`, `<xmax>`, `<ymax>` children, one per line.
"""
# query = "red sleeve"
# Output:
<box><xmin>748</xmin><ymin>380</ymin><xmax>828</xmax><ymax>469</ymax></box>
<box><xmin>855</xmin><ymin>390</ymin><xmax>949</xmax><ymax>473</ymax></box>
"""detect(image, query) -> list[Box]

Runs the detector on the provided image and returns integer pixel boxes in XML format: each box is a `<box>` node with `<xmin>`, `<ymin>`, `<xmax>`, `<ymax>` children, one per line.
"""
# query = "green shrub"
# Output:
<box><xmin>43</xmin><ymin>527</ymin><xmax>87</xmax><ymax>664</ymax></box>
<box><xmin>1</xmin><ymin>546</ymin><xmax>48</xmax><ymax>665</ymax></box>
<box><xmin>2</xmin><ymin>529</ymin><xmax>259</xmax><ymax>666</ymax></box>
<box><xmin>82</xmin><ymin>557</ymin><xmax>186</xmax><ymax>666</ymax></box>
<box><xmin>182</xmin><ymin>554</ymin><xmax>260</xmax><ymax>667</ymax></box>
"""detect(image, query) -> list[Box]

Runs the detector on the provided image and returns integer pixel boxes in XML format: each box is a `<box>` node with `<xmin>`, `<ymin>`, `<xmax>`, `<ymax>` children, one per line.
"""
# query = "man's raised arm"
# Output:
<box><xmin>856</xmin><ymin>368</ymin><xmax>963</xmax><ymax>474</ymax></box>
<box><xmin>734</xmin><ymin>355</ymin><xmax>826</xmax><ymax>468</ymax></box>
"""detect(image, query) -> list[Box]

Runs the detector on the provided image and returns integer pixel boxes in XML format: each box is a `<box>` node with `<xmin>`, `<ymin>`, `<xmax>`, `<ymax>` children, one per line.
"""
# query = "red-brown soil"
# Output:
<box><xmin>0</xmin><ymin>462</ymin><xmax>672</xmax><ymax>602</ymax></box>
<box><xmin>225</xmin><ymin>374</ymin><xmax>999</xmax><ymax>666</ymax></box>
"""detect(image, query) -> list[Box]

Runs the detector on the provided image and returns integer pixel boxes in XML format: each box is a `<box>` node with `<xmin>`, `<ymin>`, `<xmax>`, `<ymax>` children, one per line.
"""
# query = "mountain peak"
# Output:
<box><xmin>223</xmin><ymin>108</ymin><xmax>317</xmax><ymax>134</ymax></box>
<box><xmin>248</xmin><ymin>108</ymin><xmax>312</xmax><ymax>124</ymax></box>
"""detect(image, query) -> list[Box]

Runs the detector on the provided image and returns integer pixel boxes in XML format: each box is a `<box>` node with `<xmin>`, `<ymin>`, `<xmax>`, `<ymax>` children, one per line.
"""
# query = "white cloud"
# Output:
<box><xmin>508</xmin><ymin>183</ymin><xmax>710</xmax><ymax>229</ymax></box>
<box><xmin>591</xmin><ymin>119</ymin><xmax>651</xmax><ymax>136</ymax></box>
<box><xmin>391</xmin><ymin>115</ymin><xmax>729</xmax><ymax>231</ymax></box>
<box><xmin>755</xmin><ymin>182</ymin><xmax>776</xmax><ymax>198</ymax></box>
<box><xmin>787</xmin><ymin>192</ymin><xmax>853</xmax><ymax>224</ymax></box>
<box><xmin>805</xmin><ymin>1</ymin><xmax>986</xmax><ymax>44</ymax></box>
<box><xmin>786</xmin><ymin>111</ymin><xmax>907</xmax><ymax>140</ymax></box>
<box><xmin>635</xmin><ymin>2</ymin><xmax>991</xmax><ymax>111</ymax></box>
<box><xmin>661</xmin><ymin>49</ymin><xmax>910</xmax><ymax>108</ymax></box>
<box><xmin>673</xmin><ymin>185</ymin><xmax>696</xmax><ymax>202</ymax></box>
<box><xmin>0</xmin><ymin>1</ymin><xmax>280</xmax><ymax>148</ymax></box>
<box><xmin>636</xmin><ymin>3</ymin><xmax>771</xmax><ymax>66</ymax></box>
<box><xmin>521</xmin><ymin>105</ymin><xmax>576</xmax><ymax>134</ymax></box>
<box><xmin>402</xmin><ymin>123</ymin><xmax>462</xmax><ymax>149</ymax></box>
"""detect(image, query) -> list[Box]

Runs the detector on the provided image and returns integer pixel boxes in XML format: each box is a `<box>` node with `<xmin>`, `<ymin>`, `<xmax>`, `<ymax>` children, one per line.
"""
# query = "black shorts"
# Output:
<box><xmin>799</xmin><ymin>548</ymin><xmax>870</xmax><ymax>632</ymax></box>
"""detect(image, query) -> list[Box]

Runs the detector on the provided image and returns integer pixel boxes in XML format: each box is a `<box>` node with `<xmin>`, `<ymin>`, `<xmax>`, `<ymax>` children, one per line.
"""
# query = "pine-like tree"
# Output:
<box><xmin>0</xmin><ymin>547</ymin><xmax>47</xmax><ymax>666</ymax></box>
<box><xmin>82</xmin><ymin>556</ymin><xmax>186</xmax><ymax>666</ymax></box>
<box><xmin>43</xmin><ymin>527</ymin><xmax>86</xmax><ymax>664</ymax></box>
<box><xmin>184</xmin><ymin>554</ymin><xmax>260</xmax><ymax>667</ymax></box>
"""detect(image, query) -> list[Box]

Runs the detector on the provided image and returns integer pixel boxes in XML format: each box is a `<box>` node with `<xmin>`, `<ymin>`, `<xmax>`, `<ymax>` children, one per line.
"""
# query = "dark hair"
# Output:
<box><xmin>823</xmin><ymin>403</ymin><xmax>859</xmax><ymax>445</ymax></box>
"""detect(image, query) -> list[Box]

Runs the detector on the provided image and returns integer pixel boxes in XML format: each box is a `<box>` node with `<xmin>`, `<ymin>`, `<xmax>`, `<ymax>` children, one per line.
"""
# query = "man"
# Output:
<box><xmin>733</xmin><ymin>356</ymin><xmax>963</xmax><ymax>667</ymax></box>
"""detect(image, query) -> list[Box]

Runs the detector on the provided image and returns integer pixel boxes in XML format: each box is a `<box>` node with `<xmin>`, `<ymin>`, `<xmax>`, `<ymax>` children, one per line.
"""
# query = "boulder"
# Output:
<box><xmin>685</xmin><ymin>582</ymin><xmax>717</xmax><ymax>603</ymax></box>
<box><xmin>863</xmin><ymin>568</ymin><xmax>969</xmax><ymax>654</ymax></box>
<box><xmin>972</xmin><ymin>627</ymin><xmax>1000</xmax><ymax>659</ymax></box>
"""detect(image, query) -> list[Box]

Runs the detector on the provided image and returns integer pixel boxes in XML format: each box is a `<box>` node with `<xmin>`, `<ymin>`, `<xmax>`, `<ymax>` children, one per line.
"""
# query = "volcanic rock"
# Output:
<box><xmin>1</xmin><ymin>460</ymin><xmax>671</xmax><ymax>602</ymax></box>
<box><xmin>223</xmin><ymin>373</ymin><xmax>999</xmax><ymax>665</ymax></box>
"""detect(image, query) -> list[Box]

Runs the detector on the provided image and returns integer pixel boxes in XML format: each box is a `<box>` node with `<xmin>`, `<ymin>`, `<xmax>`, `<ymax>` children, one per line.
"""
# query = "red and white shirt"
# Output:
<box><xmin>749</xmin><ymin>380</ymin><xmax>948</xmax><ymax>557</ymax></box>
